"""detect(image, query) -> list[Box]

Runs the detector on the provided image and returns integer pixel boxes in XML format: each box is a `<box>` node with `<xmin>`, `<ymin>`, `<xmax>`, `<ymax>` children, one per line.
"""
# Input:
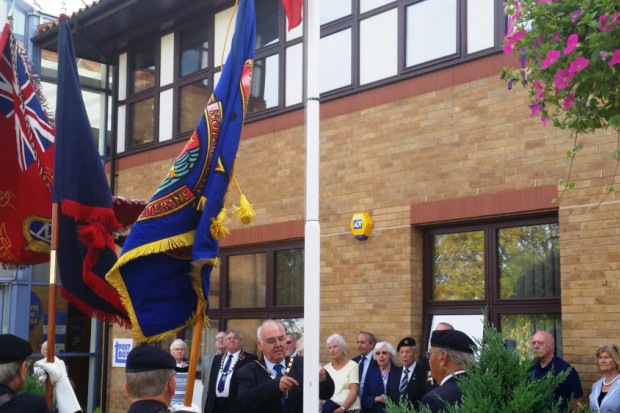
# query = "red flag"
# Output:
<box><xmin>0</xmin><ymin>21</ymin><xmax>54</xmax><ymax>268</ymax></box>
<box><xmin>282</xmin><ymin>0</ymin><xmax>303</xmax><ymax>31</ymax></box>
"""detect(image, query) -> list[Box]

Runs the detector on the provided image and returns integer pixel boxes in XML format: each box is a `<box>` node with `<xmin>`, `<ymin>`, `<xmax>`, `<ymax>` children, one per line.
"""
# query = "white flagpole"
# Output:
<box><xmin>303</xmin><ymin>0</ymin><xmax>320</xmax><ymax>411</ymax></box>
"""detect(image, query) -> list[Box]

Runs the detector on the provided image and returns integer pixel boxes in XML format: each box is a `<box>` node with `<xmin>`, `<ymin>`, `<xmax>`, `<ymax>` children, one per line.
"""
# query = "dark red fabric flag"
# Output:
<box><xmin>282</xmin><ymin>0</ymin><xmax>303</xmax><ymax>31</ymax></box>
<box><xmin>0</xmin><ymin>21</ymin><xmax>54</xmax><ymax>268</ymax></box>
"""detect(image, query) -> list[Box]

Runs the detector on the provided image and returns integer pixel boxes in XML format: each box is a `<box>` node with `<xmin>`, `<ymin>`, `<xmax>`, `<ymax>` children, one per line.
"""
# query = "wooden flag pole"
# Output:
<box><xmin>183</xmin><ymin>302</ymin><xmax>203</xmax><ymax>407</ymax></box>
<box><xmin>46</xmin><ymin>202</ymin><xmax>60</xmax><ymax>409</ymax></box>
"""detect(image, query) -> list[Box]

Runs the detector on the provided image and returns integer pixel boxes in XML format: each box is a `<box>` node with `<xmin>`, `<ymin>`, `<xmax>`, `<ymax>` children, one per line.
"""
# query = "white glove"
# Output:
<box><xmin>170</xmin><ymin>403</ymin><xmax>200</xmax><ymax>412</ymax></box>
<box><xmin>34</xmin><ymin>357</ymin><xmax>82</xmax><ymax>413</ymax></box>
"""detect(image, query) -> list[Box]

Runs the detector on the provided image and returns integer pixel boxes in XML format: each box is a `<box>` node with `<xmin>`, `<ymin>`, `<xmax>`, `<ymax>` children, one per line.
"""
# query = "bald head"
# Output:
<box><xmin>532</xmin><ymin>331</ymin><xmax>555</xmax><ymax>364</ymax></box>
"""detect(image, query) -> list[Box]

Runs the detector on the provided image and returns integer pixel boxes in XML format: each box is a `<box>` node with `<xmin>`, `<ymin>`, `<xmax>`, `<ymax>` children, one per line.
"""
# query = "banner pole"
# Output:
<box><xmin>183</xmin><ymin>303</ymin><xmax>203</xmax><ymax>407</ymax></box>
<box><xmin>46</xmin><ymin>202</ymin><xmax>60</xmax><ymax>409</ymax></box>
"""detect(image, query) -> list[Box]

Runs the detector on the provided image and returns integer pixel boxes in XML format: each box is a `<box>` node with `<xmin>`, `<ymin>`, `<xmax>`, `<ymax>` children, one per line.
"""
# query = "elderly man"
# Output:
<box><xmin>123</xmin><ymin>345</ymin><xmax>196</xmax><ymax>413</ymax></box>
<box><xmin>232</xmin><ymin>319</ymin><xmax>335</xmax><ymax>413</ymax></box>
<box><xmin>285</xmin><ymin>334</ymin><xmax>298</xmax><ymax>357</ymax></box>
<box><xmin>201</xmin><ymin>331</ymin><xmax>227</xmax><ymax>412</ymax></box>
<box><xmin>531</xmin><ymin>330</ymin><xmax>583</xmax><ymax>411</ymax></box>
<box><xmin>353</xmin><ymin>330</ymin><xmax>378</xmax><ymax>403</ymax></box>
<box><xmin>0</xmin><ymin>334</ymin><xmax>80</xmax><ymax>413</ymax></box>
<box><xmin>205</xmin><ymin>329</ymin><xmax>257</xmax><ymax>413</ymax></box>
<box><xmin>420</xmin><ymin>329</ymin><xmax>476</xmax><ymax>412</ymax></box>
<box><xmin>386</xmin><ymin>337</ymin><xmax>426</xmax><ymax>407</ymax></box>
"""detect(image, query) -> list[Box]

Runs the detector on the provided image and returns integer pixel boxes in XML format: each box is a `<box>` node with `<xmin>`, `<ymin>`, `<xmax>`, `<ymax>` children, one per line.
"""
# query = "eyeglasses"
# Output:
<box><xmin>215</xmin><ymin>337</ymin><xmax>225</xmax><ymax>342</ymax></box>
<box><xmin>426</xmin><ymin>350</ymin><xmax>442</xmax><ymax>359</ymax></box>
<box><xmin>286</xmin><ymin>340</ymin><xmax>293</xmax><ymax>344</ymax></box>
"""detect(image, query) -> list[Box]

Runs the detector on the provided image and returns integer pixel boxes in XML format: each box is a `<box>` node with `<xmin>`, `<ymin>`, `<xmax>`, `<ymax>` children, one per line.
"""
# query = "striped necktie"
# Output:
<box><xmin>399</xmin><ymin>368</ymin><xmax>410</xmax><ymax>395</ymax></box>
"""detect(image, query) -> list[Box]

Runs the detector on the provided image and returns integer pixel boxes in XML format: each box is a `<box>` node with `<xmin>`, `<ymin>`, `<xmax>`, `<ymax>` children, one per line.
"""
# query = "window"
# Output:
<box><xmin>125</xmin><ymin>43</ymin><xmax>158</xmax><ymax>148</ymax></box>
<box><xmin>423</xmin><ymin>215</ymin><xmax>561</xmax><ymax>356</ymax></box>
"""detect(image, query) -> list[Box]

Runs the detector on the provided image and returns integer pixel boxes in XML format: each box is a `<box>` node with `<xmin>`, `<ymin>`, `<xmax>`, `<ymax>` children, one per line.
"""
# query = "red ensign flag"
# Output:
<box><xmin>282</xmin><ymin>0</ymin><xmax>303</xmax><ymax>31</ymax></box>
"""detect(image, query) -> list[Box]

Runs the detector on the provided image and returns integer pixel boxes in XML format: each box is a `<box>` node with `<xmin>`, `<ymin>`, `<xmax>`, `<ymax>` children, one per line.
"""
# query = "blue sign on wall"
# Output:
<box><xmin>29</xmin><ymin>292</ymin><xmax>42</xmax><ymax>331</ymax></box>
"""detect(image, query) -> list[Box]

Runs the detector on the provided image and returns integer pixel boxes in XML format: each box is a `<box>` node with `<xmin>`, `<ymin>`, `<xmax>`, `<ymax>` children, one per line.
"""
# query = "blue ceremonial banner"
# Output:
<box><xmin>106</xmin><ymin>0</ymin><xmax>255</xmax><ymax>341</ymax></box>
<box><xmin>54</xmin><ymin>18</ymin><xmax>129</xmax><ymax>326</ymax></box>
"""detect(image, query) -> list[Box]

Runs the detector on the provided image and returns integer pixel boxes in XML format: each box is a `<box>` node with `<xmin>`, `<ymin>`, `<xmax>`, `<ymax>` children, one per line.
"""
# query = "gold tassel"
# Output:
<box><xmin>210</xmin><ymin>208</ymin><xmax>229</xmax><ymax>240</ymax></box>
<box><xmin>233</xmin><ymin>194</ymin><xmax>255</xmax><ymax>225</ymax></box>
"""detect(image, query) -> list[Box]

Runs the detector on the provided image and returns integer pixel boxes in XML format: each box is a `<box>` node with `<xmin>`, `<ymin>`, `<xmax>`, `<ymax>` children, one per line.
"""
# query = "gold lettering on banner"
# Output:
<box><xmin>0</xmin><ymin>223</ymin><xmax>17</xmax><ymax>262</ymax></box>
<box><xmin>0</xmin><ymin>190</ymin><xmax>17</xmax><ymax>211</ymax></box>
<box><xmin>139</xmin><ymin>186</ymin><xmax>195</xmax><ymax>221</ymax></box>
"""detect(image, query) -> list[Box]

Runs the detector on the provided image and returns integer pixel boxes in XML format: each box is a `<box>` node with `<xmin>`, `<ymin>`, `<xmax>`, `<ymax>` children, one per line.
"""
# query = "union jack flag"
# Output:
<box><xmin>0</xmin><ymin>30</ymin><xmax>54</xmax><ymax>172</ymax></box>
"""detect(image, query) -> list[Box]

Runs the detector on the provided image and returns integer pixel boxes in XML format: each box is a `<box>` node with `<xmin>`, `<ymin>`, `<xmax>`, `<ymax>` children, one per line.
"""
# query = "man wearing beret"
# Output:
<box><xmin>123</xmin><ymin>344</ymin><xmax>197</xmax><ymax>413</ymax></box>
<box><xmin>420</xmin><ymin>329</ymin><xmax>476</xmax><ymax>413</ymax></box>
<box><xmin>386</xmin><ymin>337</ymin><xmax>427</xmax><ymax>408</ymax></box>
<box><xmin>0</xmin><ymin>334</ymin><xmax>81</xmax><ymax>413</ymax></box>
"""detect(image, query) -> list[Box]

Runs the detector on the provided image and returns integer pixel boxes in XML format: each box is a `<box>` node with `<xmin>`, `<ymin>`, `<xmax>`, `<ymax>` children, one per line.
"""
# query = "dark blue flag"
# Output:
<box><xmin>106</xmin><ymin>0</ymin><xmax>255</xmax><ymax>341</ymax></box>
<box><xmin>54</xmin><ymin>17</ymin><xmax>129</xmax><ymax>326</ymax></box>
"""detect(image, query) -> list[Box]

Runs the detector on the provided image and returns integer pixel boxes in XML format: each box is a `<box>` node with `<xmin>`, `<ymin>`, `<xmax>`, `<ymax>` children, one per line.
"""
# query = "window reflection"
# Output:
<box><xmin>285</xmin><ymin>44</ymin><xmax>303</xmax><ymax>106</ymax></box>
<box><xmin>228</xmin><ymin>254</ymin><xmax>266</xmax><ymax>308</ymax></box>
<box><xmin>179</xmin><ymin>80</ymin><xmax>209</xmax><ymax>133</ymax></box>
<box><xmin>406</xmin><ymin>0</ymin><xmax>457</xmax><ymax>67</ymax></box>
<box><xmin>429</xmin><ymin>314</ymin><xmax>483</xmax><ymax>348</ymax></box>
<box><xmin>433</xmin><ymin>231</ymin><xmax>485</xmax><ymax>300</ymax></box>
<box><xmin>320</xmin><ymin>0</ymin><xmax>351</xmax><ymax>24</ymax></box>
<box><xmin>320</xmin><ymin>29</ymin><xmax>351</xmax><ymax>93</ymax></box>
<box><xmin>226</xmin><ymin>319</ymin><xmax>262</xmax><ymax>355</ymax></box>
<box><xmin>275</xmin><ymin>249</ymin><xmax>304</xmax><ymax>306</ymax></box>
<box><xmin>130</xmin><ymin>98</ymin><xmax>154</xmax><ymax>146</ymax></box>
<box><xmin>498</xmin><ymin>224</ymin><xmax>560</xmax><ymax>299</ymax></box>
<box><xmin>132</xmin><ymin>48</ymin><xmax>156</xmax><ymax>93</ymax></box>
<box><xmin>248</xmin><ymin>54</ymin><xmax>279</xmax><ymax>114</ymax></box>
<box><xmin>360</xmin><ymin>9</ymin><xmax>398</xmax><ymax>85</ymax></box>
<box><xmin>467</xmin><ymin>0</ymin><xmax>495</xmax><ymax>53</ymax></box>
<box><xmin>179</xmin><ymin>26</ymin><xmax>209</xmax><ymax>76</ymax></box>
<box><xmin>500</xmin><ymin>313</ymin><xmax>562</xmax><ymax>358</ymax></box>
<box><xmin>209</xmin><ymin>265</ymin><xmax>220</xmax><ymax>309</ymax></box>
<box><xmin>255</xmin><ymin>0</ymin><xmax>279</xmax><ymax>48</ymax></box>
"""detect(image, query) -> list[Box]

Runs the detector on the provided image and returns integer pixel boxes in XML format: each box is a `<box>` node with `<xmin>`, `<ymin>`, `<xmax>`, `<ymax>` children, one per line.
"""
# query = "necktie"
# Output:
<box><xmin>217</xmin><ymin>354</ymin><xmax>233</xmax><ymax>392</ymax></box>
<box><xmin>399</xmin><ymin>368</ymin><xmax>409</xmax><ymax>395</ymax></box>
<box><xmin>273</xmin><ymin>364</ymin><xmax>286</xmax><ymax>412</ymax></box>
<box><xmin>358</xmin><ymin>357</ymin><xmax>366</xmax><ymax>395</ymax></box>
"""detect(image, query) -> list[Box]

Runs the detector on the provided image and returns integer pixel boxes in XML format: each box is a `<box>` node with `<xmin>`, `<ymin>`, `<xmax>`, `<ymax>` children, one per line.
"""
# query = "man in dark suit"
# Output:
<box><xmin>232</xmin><ymin>319</ymin><xmax>335</xmax><ymax>413</ymax></box>
<box><xmin>352</xmin><ymin>330</ymin><xmax>378</xmax><ymax>407</ymax></box>
<box><xmin>386</xmin><ymin>337</ymin><xmax>427</xmax><ymax>408</ymax></box>
<box><xmin>420</xmin><ymin>329</ymin><xmax>476</xmax><ymax>413</ymax></box>
<box><xmin>205</xmin><ymin>329</ymin><xmax>257</xmax><ymax>413</ymax></box>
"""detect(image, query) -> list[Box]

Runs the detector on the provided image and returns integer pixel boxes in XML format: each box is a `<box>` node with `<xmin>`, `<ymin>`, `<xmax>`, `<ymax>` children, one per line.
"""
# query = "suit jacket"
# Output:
<box><xmin>420</xmin><ymin>375</ymin><xmax>463</xmax><ymax>413</ymax></box>
<box><xmin>361</xmin><ymin>364</ymin><xmax>400</xmax><ymax>413</ymax></box>
<box><xmin>201</xmin><ymin>351</ymin><xmax>220</xmax><ymax>412</ymax></box>
<box><xmin>386</xmin><ymin>362</ymin><xmax>426</xmax><ymax>408</ymax></box>
<box><xmin>589</xmin><ymin>377</ymin><xmax>620</xmax><ymax>413</ymax></box>
<box><xmin>353</xmin><ymin>354</ymin><xmax>379</xmax><ymax>375</ymax></box>
<box><xmin>231</xmin><ymin>356</ymin><xmax>335</xmax><ymax>413</ymax></box>
<box><xmin>205</xmin><ymin>350</ymin><xmax>257</xmax><ymax>413</ymax></box>
<box><xmin>0</xmin><ymin>384</ymin><xmax>50</xmax><ymax>413</ymax></box>
<box><xmin>127</xmin><ymin>399</ymin><xmax>193</xmax><ymax>413</ymax></box>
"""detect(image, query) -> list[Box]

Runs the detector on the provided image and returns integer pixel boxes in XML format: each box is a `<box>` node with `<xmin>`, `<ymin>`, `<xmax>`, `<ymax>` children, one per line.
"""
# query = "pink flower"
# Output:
<box><xmin>608</xmin><ymin>49</ymin><xmax>620</xmax><ymax>66</ymax></box>
<box><xmin>568</xmin><ymin>57</ymin><xmax>589</xmax><ymax>72</ymax></box>
<box><xmin>537</xmin><ymin>0</ymin><xmax>551</xmax><ymax>2</ymax></box>
<box><xmin>503</xmin><ymin>29</ymin><xmax>526</xmax><ymax>54</ymax></box>
<box><xmin>614</xmin><ymin>12</ymin><xmax>620</xmax><ymax>26</ymax></box>
<box><xmin>534</xmin><ymin>80</ymin><xmax>546</xmax><ymax>99</ymax></box>
<box><xmin>541</xmin><ymin>116</ymin><xmax>548</xmax><ymax>126</ymax></box>
<box><xmin>598</xmin><ymin>15</ymin><xmax>611</xmax><ymax>31</ymax></box>
<box><xmin>564</xmin><ymin>34</ymin><xmax>578</xmax><ymax>54</ymax></box>
<box><xmin>550</xmin><ymin>32</ymin><xmax>560</xmax><ymax>42</ymax></box>
<box><xmin>555</xmin><ymin>69</ymin><xmax>574</xmax><ymax>89</ymax></box>
<box><xmin>600</xmin><ymin>51</ymin><xmax>610</xmax><ymax>61</ymax></box>
<box><xmin>563</xmin><ymin>93</ymin><xmax>575</xmax><ymax>110</ymax></box>
<box><xmin>541</xmin><ymin>50</ymin><xmax>560</xmax><ymax>68</ymax></box>
<box><xmin>529</xmin><ymin>101</ymin><xmax>542</xmax><ymax>117</ymax></box>
<box><xmin>570</xmin><ymin>9</ymin><xmax>582</xmax><ymax>22</ymax></box>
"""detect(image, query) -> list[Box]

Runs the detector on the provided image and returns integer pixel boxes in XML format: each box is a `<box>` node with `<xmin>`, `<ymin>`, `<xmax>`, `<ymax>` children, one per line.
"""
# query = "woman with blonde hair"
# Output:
<box><xmin>589</xmin><ymin>343</ymin><xmax>620</xmax><ymax>412</ymax></box>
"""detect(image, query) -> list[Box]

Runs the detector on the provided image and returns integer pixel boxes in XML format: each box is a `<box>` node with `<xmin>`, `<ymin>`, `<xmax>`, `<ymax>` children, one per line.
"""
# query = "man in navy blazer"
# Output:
<box><xmin>386</xmin><ymin>337</ymin><xmax>427</xmax><ymax>408</ymax></box>
<box><xmin>420</xmin><ymin>329</ymin><xmax>476</xmax><ymax>413</ymax></box>
<box><xmin>232</xmin><ymin>320</ymin><xmax>334</xmax><ymax>413</ymax></box>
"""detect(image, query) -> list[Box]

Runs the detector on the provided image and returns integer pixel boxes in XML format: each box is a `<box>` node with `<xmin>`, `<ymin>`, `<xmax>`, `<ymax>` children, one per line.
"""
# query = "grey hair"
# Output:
<box><xmin>170</xmin><ymin>339</ymin><xmax>187</xmax><ymax>351</ymax></box>
<box><xmin>125</xmin><ymin>368</ymin><xmax>175</xmax><ymax>398</ymax></box>
<box><xmin>256</xmin><ymin>320</ymin><xmax>285</xmax><ymax>344</ymax></box>
<box><xmin>226</xmin><ymin>329</ymin><xmax>244</xmax><ymax>340</ymax></box>
<box><xmin>445</xmin><ymin>348</ymin><xmax>475</xmax><ymax>368</ymax></box>
<box><xmin>373</xmin><ymin>342</ymin><xmax>396</xmax><ymax>360</ymax></box>
<box><xmin>326</xmin><ymin>334</ymin><xmax>347</xmax><ymax>356</ymax></box>
<box><xmin>0</xmin><ymin>360</ymin><xmax>22</xmax><ymax>384</ymax></box>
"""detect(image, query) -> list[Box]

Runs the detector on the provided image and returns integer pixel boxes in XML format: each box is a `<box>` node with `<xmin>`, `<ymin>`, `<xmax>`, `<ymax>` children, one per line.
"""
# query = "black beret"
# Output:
<box><xmin>430</xmin><ymin>329</ymin><xmax>475</xmax><ymax>354</ymax></box>
<box><xmin>0</xmin><ymin>334</ymin><xmax>33</xmax><ymax>364</ymax></box>
<box><xmin>397</xmin><ymin>337</ymin><xmax>416</xmax><ymax>352</ymax></box>
<box><xmin>125</xmin><ymin>345</ymin><xmax>176</xmax><ymax>372</ymax></box>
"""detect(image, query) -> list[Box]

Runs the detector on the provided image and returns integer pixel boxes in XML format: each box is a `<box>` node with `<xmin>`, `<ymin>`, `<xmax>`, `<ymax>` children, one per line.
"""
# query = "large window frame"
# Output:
<box><xmin>422</xmin><ymin>214</ymin><xmax>561</xmax><ymax>353</ymax></box>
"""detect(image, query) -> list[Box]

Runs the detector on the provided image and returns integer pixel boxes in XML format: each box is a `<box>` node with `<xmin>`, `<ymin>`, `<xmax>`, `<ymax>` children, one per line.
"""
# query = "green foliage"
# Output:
<box><xmin>385</xmin><ymin>318</ymin><xmax>588</xmax><ymax>413</ymax></box>
<box><xmin>17</xmin><ymin>373</ymin><xmax>45</xmax><ymax>397</ymax></box>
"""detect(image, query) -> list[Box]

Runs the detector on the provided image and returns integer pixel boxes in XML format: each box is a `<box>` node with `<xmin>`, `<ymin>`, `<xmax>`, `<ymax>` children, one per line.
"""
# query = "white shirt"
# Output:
<box><xmin>215</xmin><ymin>350</ymin><xmax>241</xmax><ymax>397</ymax></box>
<box><xmin>439</xmin><ymin>369</ymin><xmax>465</xmax><ymax>386</ymax></box>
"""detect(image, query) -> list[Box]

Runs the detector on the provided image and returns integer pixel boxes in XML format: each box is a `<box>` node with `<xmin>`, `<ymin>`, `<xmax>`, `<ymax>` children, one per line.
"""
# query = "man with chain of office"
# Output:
<box><xmin>231</xmin><ymin>319</ymin><xmax>334</xmax><ymax>413</ymax></box>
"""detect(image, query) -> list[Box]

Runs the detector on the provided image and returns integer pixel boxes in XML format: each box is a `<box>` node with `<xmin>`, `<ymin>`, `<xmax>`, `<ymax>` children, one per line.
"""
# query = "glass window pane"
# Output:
<box><xmin>406</xmin><ymin>0</ymin><xmax>457</xmax><ymax>67</ymax></box>
<box><xmin>467</xmin><ymin>0</ymin><xmax>495</xmax><ymax>54</ymax></box>
<box><xmin>228</xmin><ymin>253</ymin><xmax>266</xmax><ymax>308</ymax></box>
<box><xmin>130</xmin><ymin>98</ymin><xmax>154</xmax><ymax>146</ymax></box>
<box><xmin>498</xmin><ymin>224</ymin><xmax>560</xmax><ymax>299</ymax></box>
<box><xmin>285</xmin><ymin>43</ymin><xmax>303</xmax><ymax>106</ymax></box>
<box><xmin>256</xmin><ymin>0</ymin><xmax>279</xmax><ymax>48</ymax></box>
<box><xmin>248</xmin><ymin>54</ymin><xmax>279</xmax><ymax>114</ymax></box>
<box><xmin>500</xmin><ymin>313</ymin><xmax>562</xmax><ymax>357</ymax></box>
<box><xmin>209</xmin><ymin>264</ymin><xmax>220</xmax><ymax>310</ymax></box>
<box><xmin>360</xmin><ymin>0</ymin><xmax>393</xmax><ymax>14</ymax></box>
<box><xmin>320</xmin><ymin>0</ymin><xmax>351</xmax><ymax>24</ymax></box>
<box><xmin>132</xmin><ymin>47</ymin><xmax>156</xmax><ymax>93</ymax></box>
<box><xmin>320</xmin><ymin>29</ymin><xmax>351</xmax><ymax>93</ymax></box>
<box><xmin>360</xmin><ymin>9</ymin><xmax>398</xmax><ymax>85</ymax></box>
<box><xmin>428</xmin><ymin>314</ymin><xmax>483</xmax><ymax>349</ymax></box>
<box><xmin>275</xmin><ymin>249</ymin><xmax>304</xmax><ymax>306</ymax></box>
<box><xmin>225</xmin><ymin>318</ymin><xmax>262</xmax><ymax>355</ymax></box>
<box><xmin>214</xmin><ymin>7</ymin><xmax>235</xmax><ymax>68</ymax></box>
<box><xmin>432</xmin><ymin>231</ymin><xmax>484</xmax><ymax>300</ymax></box>
<box><xmin>179</xmin><ymin>79</ymin><xmax>209</xmax><ymax>133</ymax></box>
<box><xmin>179</xmin><ymin>26</ymin><xmax>209</xmax><ymax>76</ymax></box>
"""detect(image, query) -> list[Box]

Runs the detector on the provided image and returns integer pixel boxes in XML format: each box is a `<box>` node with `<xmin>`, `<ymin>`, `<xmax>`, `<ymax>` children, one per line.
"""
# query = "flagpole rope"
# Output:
<box><xmin>9</xmin><ymin>25</ymin><xmax>53</xmax><ymax>193</ymax></box>
<box><xmin>219</xmin><ymin>0</ymin><xmax>239</xmax><ymax>69</ymax></box>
